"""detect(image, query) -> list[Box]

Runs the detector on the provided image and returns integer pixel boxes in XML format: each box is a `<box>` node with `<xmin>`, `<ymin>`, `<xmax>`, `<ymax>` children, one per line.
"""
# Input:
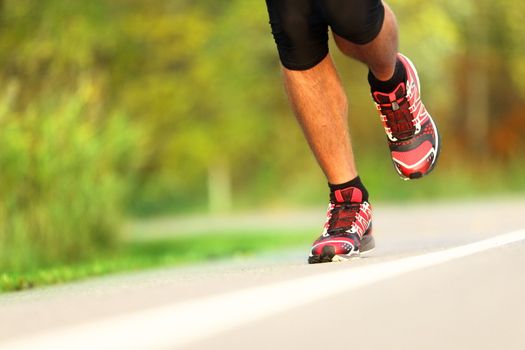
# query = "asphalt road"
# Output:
<box><xmin>1</xmin><ymin>199</ymin><xmax>524</xmax><ymax>350</ymax></box>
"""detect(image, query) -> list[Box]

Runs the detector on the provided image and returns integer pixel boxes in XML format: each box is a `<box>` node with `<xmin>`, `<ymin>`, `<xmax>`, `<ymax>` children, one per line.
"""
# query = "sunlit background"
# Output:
<box><xmin>0</xmin><ymin>0</ymin><xmax>524</xmax><ymax>290</ymax></box>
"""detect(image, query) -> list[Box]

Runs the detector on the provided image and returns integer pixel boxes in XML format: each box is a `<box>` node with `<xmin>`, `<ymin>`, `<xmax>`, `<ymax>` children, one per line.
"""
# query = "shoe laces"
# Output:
<box><xmin>381</xmin><ymin>99</ymin><xmax>415</xmax><ymax>140</ymax></box>
<box><xmin>326</xmin><ymin>202</ymin><xmax>362</xmax><ymax>235</ymax></box>
<box><xmin>374</xmin><ymin>83</ymin><xmax>416</xmax><ymax>141</ymax></box>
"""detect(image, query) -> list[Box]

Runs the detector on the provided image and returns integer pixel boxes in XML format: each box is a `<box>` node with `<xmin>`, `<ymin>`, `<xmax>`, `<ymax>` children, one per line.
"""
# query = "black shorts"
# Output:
<box><xmin>265</xmin><ymin>0</ymin><xmax>385</xmax><ymax>70</ymax></box>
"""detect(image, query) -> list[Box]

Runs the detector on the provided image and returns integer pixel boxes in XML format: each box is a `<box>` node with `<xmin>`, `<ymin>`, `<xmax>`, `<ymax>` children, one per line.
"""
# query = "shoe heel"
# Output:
<box><xmin>360</xmin><ymin>234</ymin><xmax>375</xmax><ymax>253</ymax></box>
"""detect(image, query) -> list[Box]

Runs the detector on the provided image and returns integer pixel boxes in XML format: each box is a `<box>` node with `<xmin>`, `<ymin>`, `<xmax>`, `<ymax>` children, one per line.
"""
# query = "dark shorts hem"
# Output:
<box><xmin>280</xmin><ymin>51</ymin><xmax>329</xmax><ymax>71</ymax></box>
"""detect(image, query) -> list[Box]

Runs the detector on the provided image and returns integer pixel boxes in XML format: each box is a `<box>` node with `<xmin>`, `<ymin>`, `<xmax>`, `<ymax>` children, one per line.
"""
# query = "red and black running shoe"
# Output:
<box><xmin>372</xmin><ymin>53</ymin><xmax>440</xmax><ymax>180</ymax></box>
<box><xmin>308</xmin><ymin>186</ymin><xmax>374</xmax><ymax>264</ymax></box>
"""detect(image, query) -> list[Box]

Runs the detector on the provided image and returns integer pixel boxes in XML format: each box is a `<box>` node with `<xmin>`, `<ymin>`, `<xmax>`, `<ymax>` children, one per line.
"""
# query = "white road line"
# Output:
<box><xmin>2</xmin><ymin>229</ymin><xmax>525</xmax><ymax>350</ymax></box>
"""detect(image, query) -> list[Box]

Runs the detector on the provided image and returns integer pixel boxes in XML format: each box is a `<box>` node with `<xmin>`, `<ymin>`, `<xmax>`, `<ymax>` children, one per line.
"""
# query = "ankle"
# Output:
<box><xmin>328</xmin><ymin>176</ymin><xmax>369</xmax><ymax>202</ymax></box>
<box><xmin>368</xmin><ymin>57</ymin><xmax>406</xmax><ymax>93</ymax></box>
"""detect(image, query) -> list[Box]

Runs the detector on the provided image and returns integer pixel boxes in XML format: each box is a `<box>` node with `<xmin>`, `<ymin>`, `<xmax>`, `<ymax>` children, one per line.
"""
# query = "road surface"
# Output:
<box><xmin>1</xmin><ymin>199</ymin><xmax>524</xmax><ymax>349</ymax></box>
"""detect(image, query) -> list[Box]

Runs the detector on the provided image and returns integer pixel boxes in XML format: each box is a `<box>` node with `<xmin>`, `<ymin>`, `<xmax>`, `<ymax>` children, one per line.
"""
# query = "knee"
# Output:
<box><xmin>269</xmin><ymin>14</ymin><xmax>329</xmax><ymax>70</ymax></box>
<box><xmin>325</xmin><ymin>0</ymin><xmax>385</xmax><ymax>44</ymax></box>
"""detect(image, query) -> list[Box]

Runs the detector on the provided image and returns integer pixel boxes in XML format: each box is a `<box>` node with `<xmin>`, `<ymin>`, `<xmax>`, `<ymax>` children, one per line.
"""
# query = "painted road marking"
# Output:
<box><xmin>2</xmin><ymin>229</ymin><xmax>525</xmax><ymax>350</ymax></box>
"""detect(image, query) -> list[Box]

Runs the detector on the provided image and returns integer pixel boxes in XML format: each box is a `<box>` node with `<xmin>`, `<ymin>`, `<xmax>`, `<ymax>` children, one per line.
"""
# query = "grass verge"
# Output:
<box><xmin>0</xmin><ymin>230</ymin><xmax>312</xmax><ymax>293</ymax></box>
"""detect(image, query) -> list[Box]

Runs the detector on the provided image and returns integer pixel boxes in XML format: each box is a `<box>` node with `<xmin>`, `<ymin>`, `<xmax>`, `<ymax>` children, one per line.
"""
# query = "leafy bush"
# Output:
<box><xmin>0</xmin><ymin>83</ymin><xmax>139</xmax><ymax>272</ymax></box>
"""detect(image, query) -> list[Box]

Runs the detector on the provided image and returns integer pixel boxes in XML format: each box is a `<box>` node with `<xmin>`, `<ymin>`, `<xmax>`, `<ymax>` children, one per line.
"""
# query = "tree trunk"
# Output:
<box><xmin>207</xmin><ymin>159</ymin><xmax>232</xmax><ymax>214</ymax></box>
<box><xmin>465</xmin><ymin>1</ymin><xmax>490</xmax><ymax>154</ymax></box>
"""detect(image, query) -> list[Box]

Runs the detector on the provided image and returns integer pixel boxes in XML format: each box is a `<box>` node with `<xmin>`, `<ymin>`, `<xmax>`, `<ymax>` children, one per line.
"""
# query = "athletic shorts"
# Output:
<box><xmin>265</xmin><ymin>0</ymin><xmax>385</xmax><ymax>70</ymax></box>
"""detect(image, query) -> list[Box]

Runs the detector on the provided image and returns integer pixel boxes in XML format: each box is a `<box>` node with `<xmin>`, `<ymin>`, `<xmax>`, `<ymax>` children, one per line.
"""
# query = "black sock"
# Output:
<box><xmin>328</xmin><ymin>176</ymin><xmax>369</xmax><ymax>202</ymax></box>
<box><xmin>368</xmin><ymin>58</ymin><xmax>406</xmax><ymax>93</ymax></box>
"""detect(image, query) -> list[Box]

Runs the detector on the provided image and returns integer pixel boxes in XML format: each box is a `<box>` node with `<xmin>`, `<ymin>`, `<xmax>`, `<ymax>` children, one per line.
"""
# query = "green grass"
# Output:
<box><xmin>0</xmin><ymin>230</ymin><xmax>312</xmax><ymax>293</ymax></box>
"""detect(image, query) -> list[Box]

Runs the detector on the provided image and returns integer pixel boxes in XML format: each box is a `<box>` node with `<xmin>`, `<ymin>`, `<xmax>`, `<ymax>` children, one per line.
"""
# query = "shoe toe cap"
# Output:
<box><xmin>311</xmin><ymin>238</ymin><xmax>356</xmax><ymax>256</ymax></box>
<box><xmin>392</xmin><ymin>140</ymin><xmax>437</xmax><ymax>178</ymax></box>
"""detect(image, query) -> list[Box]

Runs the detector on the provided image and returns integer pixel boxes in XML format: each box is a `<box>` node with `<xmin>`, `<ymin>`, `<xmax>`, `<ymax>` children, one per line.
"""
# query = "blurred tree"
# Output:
<box><xmin>0</xmin><ymin>0</ymin><xmax>139</xmax><ymax>270</ymax></box>
<box><xmin>0</xmin><ymin>0</ymin><xmax>523</xmax><ymax>225</ymax></box>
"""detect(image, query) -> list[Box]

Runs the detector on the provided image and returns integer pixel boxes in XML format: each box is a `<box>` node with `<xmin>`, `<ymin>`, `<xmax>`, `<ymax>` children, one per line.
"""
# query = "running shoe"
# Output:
<box><xmin>308</xmin><ymin>186</ymin><xmax>374</xmax><ymax>264</ymax></box>
<box><xmin>371</xmin><ymin>53</ymin><xmax>440</xmax><ymax>180</ymax></box>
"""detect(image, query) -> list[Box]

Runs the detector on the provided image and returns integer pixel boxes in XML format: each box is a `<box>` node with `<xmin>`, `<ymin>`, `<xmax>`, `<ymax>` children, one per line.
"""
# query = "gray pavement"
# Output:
<box><xmin>188</xmin><ymin>241</ymin><xmax>525</xmax><ymax>350</ymax></box>
<box><xmin>1</xmin><ymin>198</ymin><xmax>524</xmax><ymax>349</ymax></box>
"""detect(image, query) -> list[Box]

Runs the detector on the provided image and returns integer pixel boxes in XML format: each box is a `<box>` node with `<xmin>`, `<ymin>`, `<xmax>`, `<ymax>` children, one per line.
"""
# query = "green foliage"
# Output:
<box><xmin>0</xmin><ymin>0</ymin><xmax>524</xmax><ymax>276</ymax></box>
<box><xmin>111</xmin><ymin>0</ymin><xmax>525</xmax><ymax>213</ymax></box>
<box><xmin>0</xmin><ymin>230</ymin><xmax>311</xmax><ymax>292</ymax></box>
<box><xmin>0</xmin><ymin>84</ymin><xmax>139</xmax><ymax>272</ymax></box>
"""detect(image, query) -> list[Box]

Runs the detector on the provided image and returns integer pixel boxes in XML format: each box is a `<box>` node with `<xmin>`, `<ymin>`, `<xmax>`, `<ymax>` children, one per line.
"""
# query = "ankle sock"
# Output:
<box><xmin>329</xmin><ymin>176</ymin><xmax>369</xmax><ymax>202</ymax></box>
<box><xmin>368</xmin><ymin>58</ymin><xmax>406</xmax><ymax>93</ymax></box>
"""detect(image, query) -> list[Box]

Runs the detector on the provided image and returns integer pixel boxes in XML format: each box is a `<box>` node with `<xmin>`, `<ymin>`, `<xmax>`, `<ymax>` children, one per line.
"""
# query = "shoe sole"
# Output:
<box><xmin>331</xmin><ymin>234</ymin><xmax>376</xmax><ymax>262</ymax></box>
<box><xmin>308</xmin><ymin>234</ymin><xmax>375</xmax><ymax>264</ymax></box>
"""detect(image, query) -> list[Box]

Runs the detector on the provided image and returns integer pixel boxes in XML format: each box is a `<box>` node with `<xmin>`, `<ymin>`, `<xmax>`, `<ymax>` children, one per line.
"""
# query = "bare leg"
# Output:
<box><xmin>281</xmin><ymin>2</ymin><xmax>399</xmax><ymax>184</ymax></box>
<box><xmin>333</xmin><ymin>1</ymin><xmax>398</xmax><ymax>80</ymax></box>
<box><xmin>282</xmin><ymin>54</ymin><xmax>357</xmax><ymax>184</ymax></box>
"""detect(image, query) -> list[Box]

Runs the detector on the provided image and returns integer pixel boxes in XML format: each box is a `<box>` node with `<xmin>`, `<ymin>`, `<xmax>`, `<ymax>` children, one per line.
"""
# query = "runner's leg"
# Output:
<box><xmin>331</xmin><ymin>1</ymin><xmax>398</xmax><ymax>80</ymax></box>
<box><xmin>323</xmin><ymin>0</ymin><xmax>440</xmax><ymax>179</ymax></box>
<box><xmin>282</xmin><ymin>55</ymin><xmax>358</xmax><ymax>184</ymax></box>
<box><xmin>266</xmin><ymin>0</ymin><xmax>358</xmax><ymax>184</ymax></box>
